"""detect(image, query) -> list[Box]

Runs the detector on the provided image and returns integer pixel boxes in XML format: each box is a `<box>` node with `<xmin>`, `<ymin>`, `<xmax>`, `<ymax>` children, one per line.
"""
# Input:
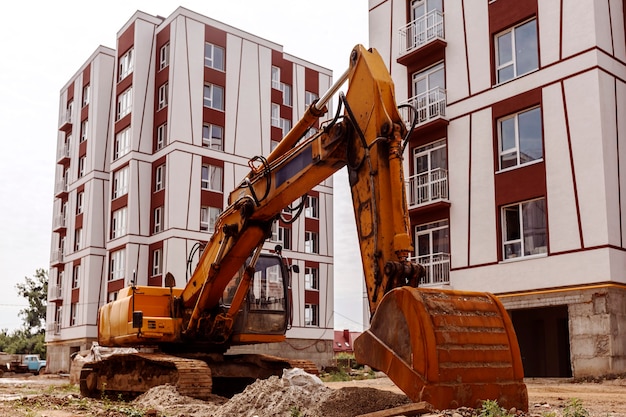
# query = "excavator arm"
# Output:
<box><xmin>179</xmin><ymin>45</ymin><xmax>421</xmax><ymax>339</ymax></box>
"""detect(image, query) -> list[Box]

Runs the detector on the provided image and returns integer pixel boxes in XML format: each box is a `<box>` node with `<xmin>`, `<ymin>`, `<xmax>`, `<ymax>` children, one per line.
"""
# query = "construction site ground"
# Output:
<box><xmin>0</xmin><ymin>373</ymin><xmax>625</xmax><ymax>417</ymax></box>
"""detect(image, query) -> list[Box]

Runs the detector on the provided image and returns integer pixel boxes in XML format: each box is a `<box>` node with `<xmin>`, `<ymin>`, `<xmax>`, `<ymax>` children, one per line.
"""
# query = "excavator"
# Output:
<box><xmin>79</xmin><ymin>45</ymin><xmax>528</xmax><ymax>411</ymax></box>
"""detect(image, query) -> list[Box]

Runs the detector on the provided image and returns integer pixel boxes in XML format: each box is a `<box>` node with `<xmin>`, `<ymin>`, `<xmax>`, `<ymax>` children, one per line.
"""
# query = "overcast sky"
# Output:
<box><xmin>0</xmin><ymin>1</ymin><xmax>369</xmax><ymax>332</ymax></box>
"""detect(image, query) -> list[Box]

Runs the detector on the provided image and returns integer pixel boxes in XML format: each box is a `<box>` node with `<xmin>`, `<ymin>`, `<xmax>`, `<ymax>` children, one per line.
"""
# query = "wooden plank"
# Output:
<box><xmin>355</xmin><ymin>401</ymin><xmax>434</xmax><ymax>417</ymax></box>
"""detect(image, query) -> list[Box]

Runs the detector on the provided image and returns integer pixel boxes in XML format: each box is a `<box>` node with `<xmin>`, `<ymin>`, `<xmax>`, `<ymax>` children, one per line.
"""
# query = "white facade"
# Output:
<box><xmin>48</xmin><ymin>7</ymin><xmax>334</xmax><ymax>373</ymax></box>
<box><xmin>370</xmin><ymin>0</ymin><xmax>626</xmax><ymax>377</ymax></box>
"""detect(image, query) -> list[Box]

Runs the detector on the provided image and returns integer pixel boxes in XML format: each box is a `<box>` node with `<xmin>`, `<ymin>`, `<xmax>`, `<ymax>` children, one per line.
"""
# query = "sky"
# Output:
<box><xmin>0</xmin><ymin>1</ymin><xmax>370</xmax><ymax>332</ymax></box>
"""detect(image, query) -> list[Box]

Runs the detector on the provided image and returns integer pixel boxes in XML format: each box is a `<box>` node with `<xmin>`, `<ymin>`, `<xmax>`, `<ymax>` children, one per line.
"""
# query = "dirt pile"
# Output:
<box><xmin>133</xmin><ymin>384</ymin><xmax>227</xmax><ymax>416</ymax></box>
<box><xmin>132</xmin><ymin>368</ymin><xmax>410</xmax><ymax>417</ymax></box>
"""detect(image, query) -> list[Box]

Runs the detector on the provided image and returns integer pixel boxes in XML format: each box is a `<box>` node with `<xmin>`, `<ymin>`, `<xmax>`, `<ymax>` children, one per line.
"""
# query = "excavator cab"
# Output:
<box><xmin>222</xmin><ymin>253</ymin><xmax>291</xmax><ymax>344</ymax></box>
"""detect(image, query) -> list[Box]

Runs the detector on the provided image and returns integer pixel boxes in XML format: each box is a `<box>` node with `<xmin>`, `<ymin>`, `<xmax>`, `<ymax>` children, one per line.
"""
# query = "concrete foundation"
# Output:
<box><xmin>227</xmin><ymin>338</ymin><xmax>335</xmax><ymax>371</ymax></box>
<box><xmin>46</xmin><ymin>338</ymin><xmax>94</xmax><ymax>374</ymax></box>
<box><xmin>500</xmin><ymin>284</ymin><xmax>626</xmax><ymax>379</ymax></box>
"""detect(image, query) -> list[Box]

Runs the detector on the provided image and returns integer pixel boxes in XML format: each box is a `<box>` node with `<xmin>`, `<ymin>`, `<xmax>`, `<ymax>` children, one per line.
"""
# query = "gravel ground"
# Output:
<box><xmin>0</xmin><ymin>373</ymin><xmax>624</xmax><ymax>416</ymax></box>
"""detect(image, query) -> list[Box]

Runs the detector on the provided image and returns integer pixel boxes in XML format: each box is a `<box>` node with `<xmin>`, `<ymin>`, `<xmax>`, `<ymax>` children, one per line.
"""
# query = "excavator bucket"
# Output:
<box><xmin>353</xmin><ymin>287</ymin><xmax>528</xmax><ymax>411</ymax></box>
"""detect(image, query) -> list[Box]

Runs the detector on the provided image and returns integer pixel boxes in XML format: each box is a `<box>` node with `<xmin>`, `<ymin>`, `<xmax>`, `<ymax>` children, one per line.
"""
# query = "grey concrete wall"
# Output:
<box><xmin>569</xmin><ymin>287</ymin><xmax>626</xmax><ymax>377</ymax></box>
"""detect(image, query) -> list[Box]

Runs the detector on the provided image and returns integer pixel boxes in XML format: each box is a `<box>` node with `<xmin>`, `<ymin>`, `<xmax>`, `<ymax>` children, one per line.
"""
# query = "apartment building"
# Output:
<box><xmin>48</xmin><ymin>7</ymin><xmax>334</xmax><ymax>373</ymax></box>
<box><xmin>370</xmin><ymin>0</ymin><xmax>626</xmax><ymax>378</ymax></box>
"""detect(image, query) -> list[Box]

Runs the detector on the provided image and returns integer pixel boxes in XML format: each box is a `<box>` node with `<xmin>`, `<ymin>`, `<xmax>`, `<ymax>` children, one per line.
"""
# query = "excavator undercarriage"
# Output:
<box><xmin>79</xmin><ymin>351</ymin><xmax>318</xmax><ymax>399</ymax></box>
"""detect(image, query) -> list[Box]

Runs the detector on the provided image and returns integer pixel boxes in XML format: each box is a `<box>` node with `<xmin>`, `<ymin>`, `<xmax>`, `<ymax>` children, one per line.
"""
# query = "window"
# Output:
<box><xmin>109</xmin><ymin>249</ymin><xmax>125</xmax><ymax>281</ymax></box>
<box><xmin>112</xmin><ymin>166</ymin><xmax>129</xmax><ymax>199</ymax></box>
<box><xmin>280</xmin><ymin>118</ymin><xmax>292</xmax><ymax>137</ymax></box>
<box><xmin>157</xmin><ymin>82</ymin><xmax>168</xmax><ymax>110</ymax></box>
<box><xmin>279</xmin><ymin>226</ymin><xmax>291</xmax><ymax>250</ymax></box>
<box><xmin>270</xmin><ymin>222</ymin><xmax>290</xmax><ymax>249</ymax></box>
<box><xmin>72</xmin><ymin>264</ymin><xmax>80</xmax><ymax>288</ymax></box>
<box><xmin>498</xmin><ymin>107</ymin><xmax>543</xmax><ymax>170</ymax></box>
<box><xmin>107</xmin><ymin>291</ymin><xmax>118</xmax><ymax>303</ymax></box>
<box><xmin>305</xmin><ymin>196</ymin><xmax>318</xmax><ymax>218</ymax></box>
<box><xmin>201</xmin><ymin>164</ymin><xmax>223</xmax><ymax>191</ymax></box>
<box><xmin>118</xmin><ymin>48</ymin><xmax>134</xmax><ymax>81</ymax></box>
<box><xmin>203</xmin><ymin>84</ymin><xmax>224</xmax><ymax>110</ymax></box>
<box><xmin>412</xmin><ymin>62</ymin><xmax>445</xmax><ymax>124</ymax></box>
<box><xmin>271</xmin><ymin>66</ymin><xmax>281</xmax><ymax>90</ymax></box>
<box><xmin>495</xmin><ymin>19</ymin><xmax>538</xmax><ymax>84</ymax></box>
<box><xmin>159</xmin><ymin>43</ymin><xmax>170</xmax><ymax>70</ymax></box>
<box><xmin>78</xmin><ymin>156</ymin><xmax>86</xmax><ymax>178</ymax></box>
<box><xmin>271</xmin><ymin>104</ymin><xmax>281</xmax><ymax>127</ymax></box>
<box><xmin>156</xmin><ymin>123</ymin><xmax>167</xmax><ymax>150</ymax></box>
<box><xmin>70</xmin><ymin>303</ymin><xmax>77</xmax><ymax>327</ymax></box>
<box><xmin>152</xmin><ymin>248</ymin><xmax>162</xmax><ymax>276</ymax></box>
<box><xmin>304</xmin><ymin>304</ymin><xmax>319</xmax><ymax>326</ymax></box>
<box><xmin>76</xmin><ymin>191</ymin><xmax>84</xmax><ymax>215</ymax></box>
<box><xmin>204</xmin><ymin>43</ymin><xmax>225</xmax><ymax>70</ymax></box>
<box><xmin>502</xmin><ymin>198</ymin><xmax>547</xmax><ymax>260</ymax></box>
<box><xmin>155</xmin><ymin>164</ymin><xmax>165</xmax><ymax>191</ymax></box>
<box><xmin>80</xmin><ymin>119</ymin><xmax>88</xmax><ymax>142</ymax></box>
<box><xmin>153</xmin><ymin>206</ymin><xmax>163</xmax><ymax>233</ymax></box>
<box><xmin>112</xmin><ymin>208</ymin><xmax>127</xmax><ymax>239</ymax></box>
<box><xmin>66</xmin><ymin>101</ymin><xmax>73</xmax><ymax>123</ymax></box>
<box><xmin>270</xmin><ymin>140</ymin><xmax>280</xmax><ymax>152</ymax></box>
<box><xmin>200</xmin><ymin>206</ymin><xmax>222</xmax><ymax>232</ymax></box>
<box><xmin>281</xmin><ymin>83</ymin><xmax>292</xmax><ymax>107</ymax></box>
<box><xmin>117</xmin><ymin>88</ymin><xmax>132</xmax><ymax>120</ymax></box>
<box><xmin>114</xmin><ymin>127</ymin><xmax>131</xmax><ymax>159</ymax></box>
<box><xmin>415</xmin><ymin>219</ymin><xmax>450</xmax><ymax>285</ymax></box>
<box><xmin>82</xmin><ymin>84</ymin><xmax>90</xmax><ymax>107</ymax></box>
<box><xmin>410</xmin><ymin>139</ymin><xmax>448</xmax><ymax>205</ymax></box>
<box><xmin>304</xmin><ymin>231</ymin><xmax>318</xmax><ymax>254</ymax></box>
<box><xmin>305</xmin><ymin>91</ymin><xmax>318</xmax><ymax>107</ymax></box>
<box><xmin>202</xmin><ymin>124</ymin><xmax>223</xmax><ymax>150</ymax></box>
<box><xmin>74</xmin><ymin>228</ymin><xmax>82</xmax><ymax>251</ymax></box>
<box><xmin>304</xmin><ymin>267</ymin><xmax>318</xmax><ymax>290</ymax></box>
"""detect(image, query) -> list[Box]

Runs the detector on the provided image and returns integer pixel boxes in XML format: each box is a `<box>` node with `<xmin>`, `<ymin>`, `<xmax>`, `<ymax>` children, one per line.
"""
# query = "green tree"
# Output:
<box><xmin>16</xmin><ymin>268</ymin><xmax>48</xmax><ymax>334</ymax></box>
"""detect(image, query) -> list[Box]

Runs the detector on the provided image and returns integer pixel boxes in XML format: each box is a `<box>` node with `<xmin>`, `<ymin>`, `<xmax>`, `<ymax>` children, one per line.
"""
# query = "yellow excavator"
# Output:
<box><xmin>80</xmin><ymin>45</ymin><xmax>528</xmax><ymax>411</ymax></box>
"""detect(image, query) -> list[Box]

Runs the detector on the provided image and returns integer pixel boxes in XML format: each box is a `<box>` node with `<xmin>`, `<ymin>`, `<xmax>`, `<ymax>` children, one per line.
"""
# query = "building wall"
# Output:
<box><xmin>48</xmin><ymin>7</ymin><xmax>334</xmax><ymax>373</ymax></box>
<box><xmin>369</xmin><ymin>0</ymin><xmax>626</xmax><ymax>378</ymax></box>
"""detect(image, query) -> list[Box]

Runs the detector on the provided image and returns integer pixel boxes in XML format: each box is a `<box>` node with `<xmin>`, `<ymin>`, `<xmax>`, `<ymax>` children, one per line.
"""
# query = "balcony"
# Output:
<box><xmin>46</xmin><ymin>321</ymin><xmax>61</xmax><ymax>335</ymax></box>
<box><xmin>48</xmin><ymin>285</ymin><xmax>62</xmax><ymax>301</ymax></box>
<box><xmin>51</xmin><ymin>249</ymin><xmax>64</xmax><ymax>265</ymax></box>
<box><xmin>59</xmin><ymin>112</ymin><xmax>72</xmax><ymax>132</ymax></box>
<box><xmin>57</xmin><ymin>143</ymin><xmax>70</xmax><ymax>164</ymax></box>
<box><xmin>400</xmin><ymin>87</ymin><xmax>447</xmax><ymax>131</ymax></box>
<box><xmin>398</xmin><ymin>10</ymin><xmax>446</xmax><ymax>65</ymax></box>
<box><xmin>54</xmin><ymin>179</ymin><xmax>68</xmax><ymax>197</ymax></box>
<box><xmin>52</xmin><ymin>214</ymin><xmax>66</xmax><ymax>231</ymax></box>
<box><xmin>406</xmin><ymin>168</ymin><xmax>449</xmax><ymax>209</ymax></box>
<box><xmin>417</xmin><ymin>252</ymin><xmax>450</xmax><ymax>285</ymax></box>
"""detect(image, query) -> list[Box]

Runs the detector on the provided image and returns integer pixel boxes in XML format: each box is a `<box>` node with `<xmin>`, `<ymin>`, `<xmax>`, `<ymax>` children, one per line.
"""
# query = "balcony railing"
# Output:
<box><xmin>398</xmin><ymin>9</ymin><xmax>445</xmax><ymax>57</ymax></box>
<box><xmin>399</xmin><ymin>10</ymin><xmax>445</xmax><ymax>55</ymax></box>
<box><xmin>46</xmin><ymin>321</ymin><xmax>61</xmax><ymax>335</ymax></box>
<box><xmin>49</xmin><ymin>285</ymin><xmax>62</xmax><ymax>301</ymax></box>
<box><xmin>417</xmin><ymin>252</ymin><xmax>450</xmax><ymax>285</ymax></box>
<box><xmin>51</xmin><ymin>249</ymin><xmax>64</xmax><ymax>264</ymax></box>
<box><xmin>52</xmin><ymin>214</ymin><xmax>66</xmax><ymax>230</ymax></box>
<box><xmin>399</xmin><ymin>87</ymin><xmax>447</xmax><ymax>129</ymax></box>
<box><xmin>57</xmin><ymin>143</ymin><xmax>70</xmax><ymax>162</ymax></box>
<box><xmin>54</xmin><ymin>179</ymin><xmax>68</xmax><ymax>196</ymax></box>
<box><xmin>406</xmin><ymin>168</ymin><xmax>448</xmax><ymax>208</ymax></box>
